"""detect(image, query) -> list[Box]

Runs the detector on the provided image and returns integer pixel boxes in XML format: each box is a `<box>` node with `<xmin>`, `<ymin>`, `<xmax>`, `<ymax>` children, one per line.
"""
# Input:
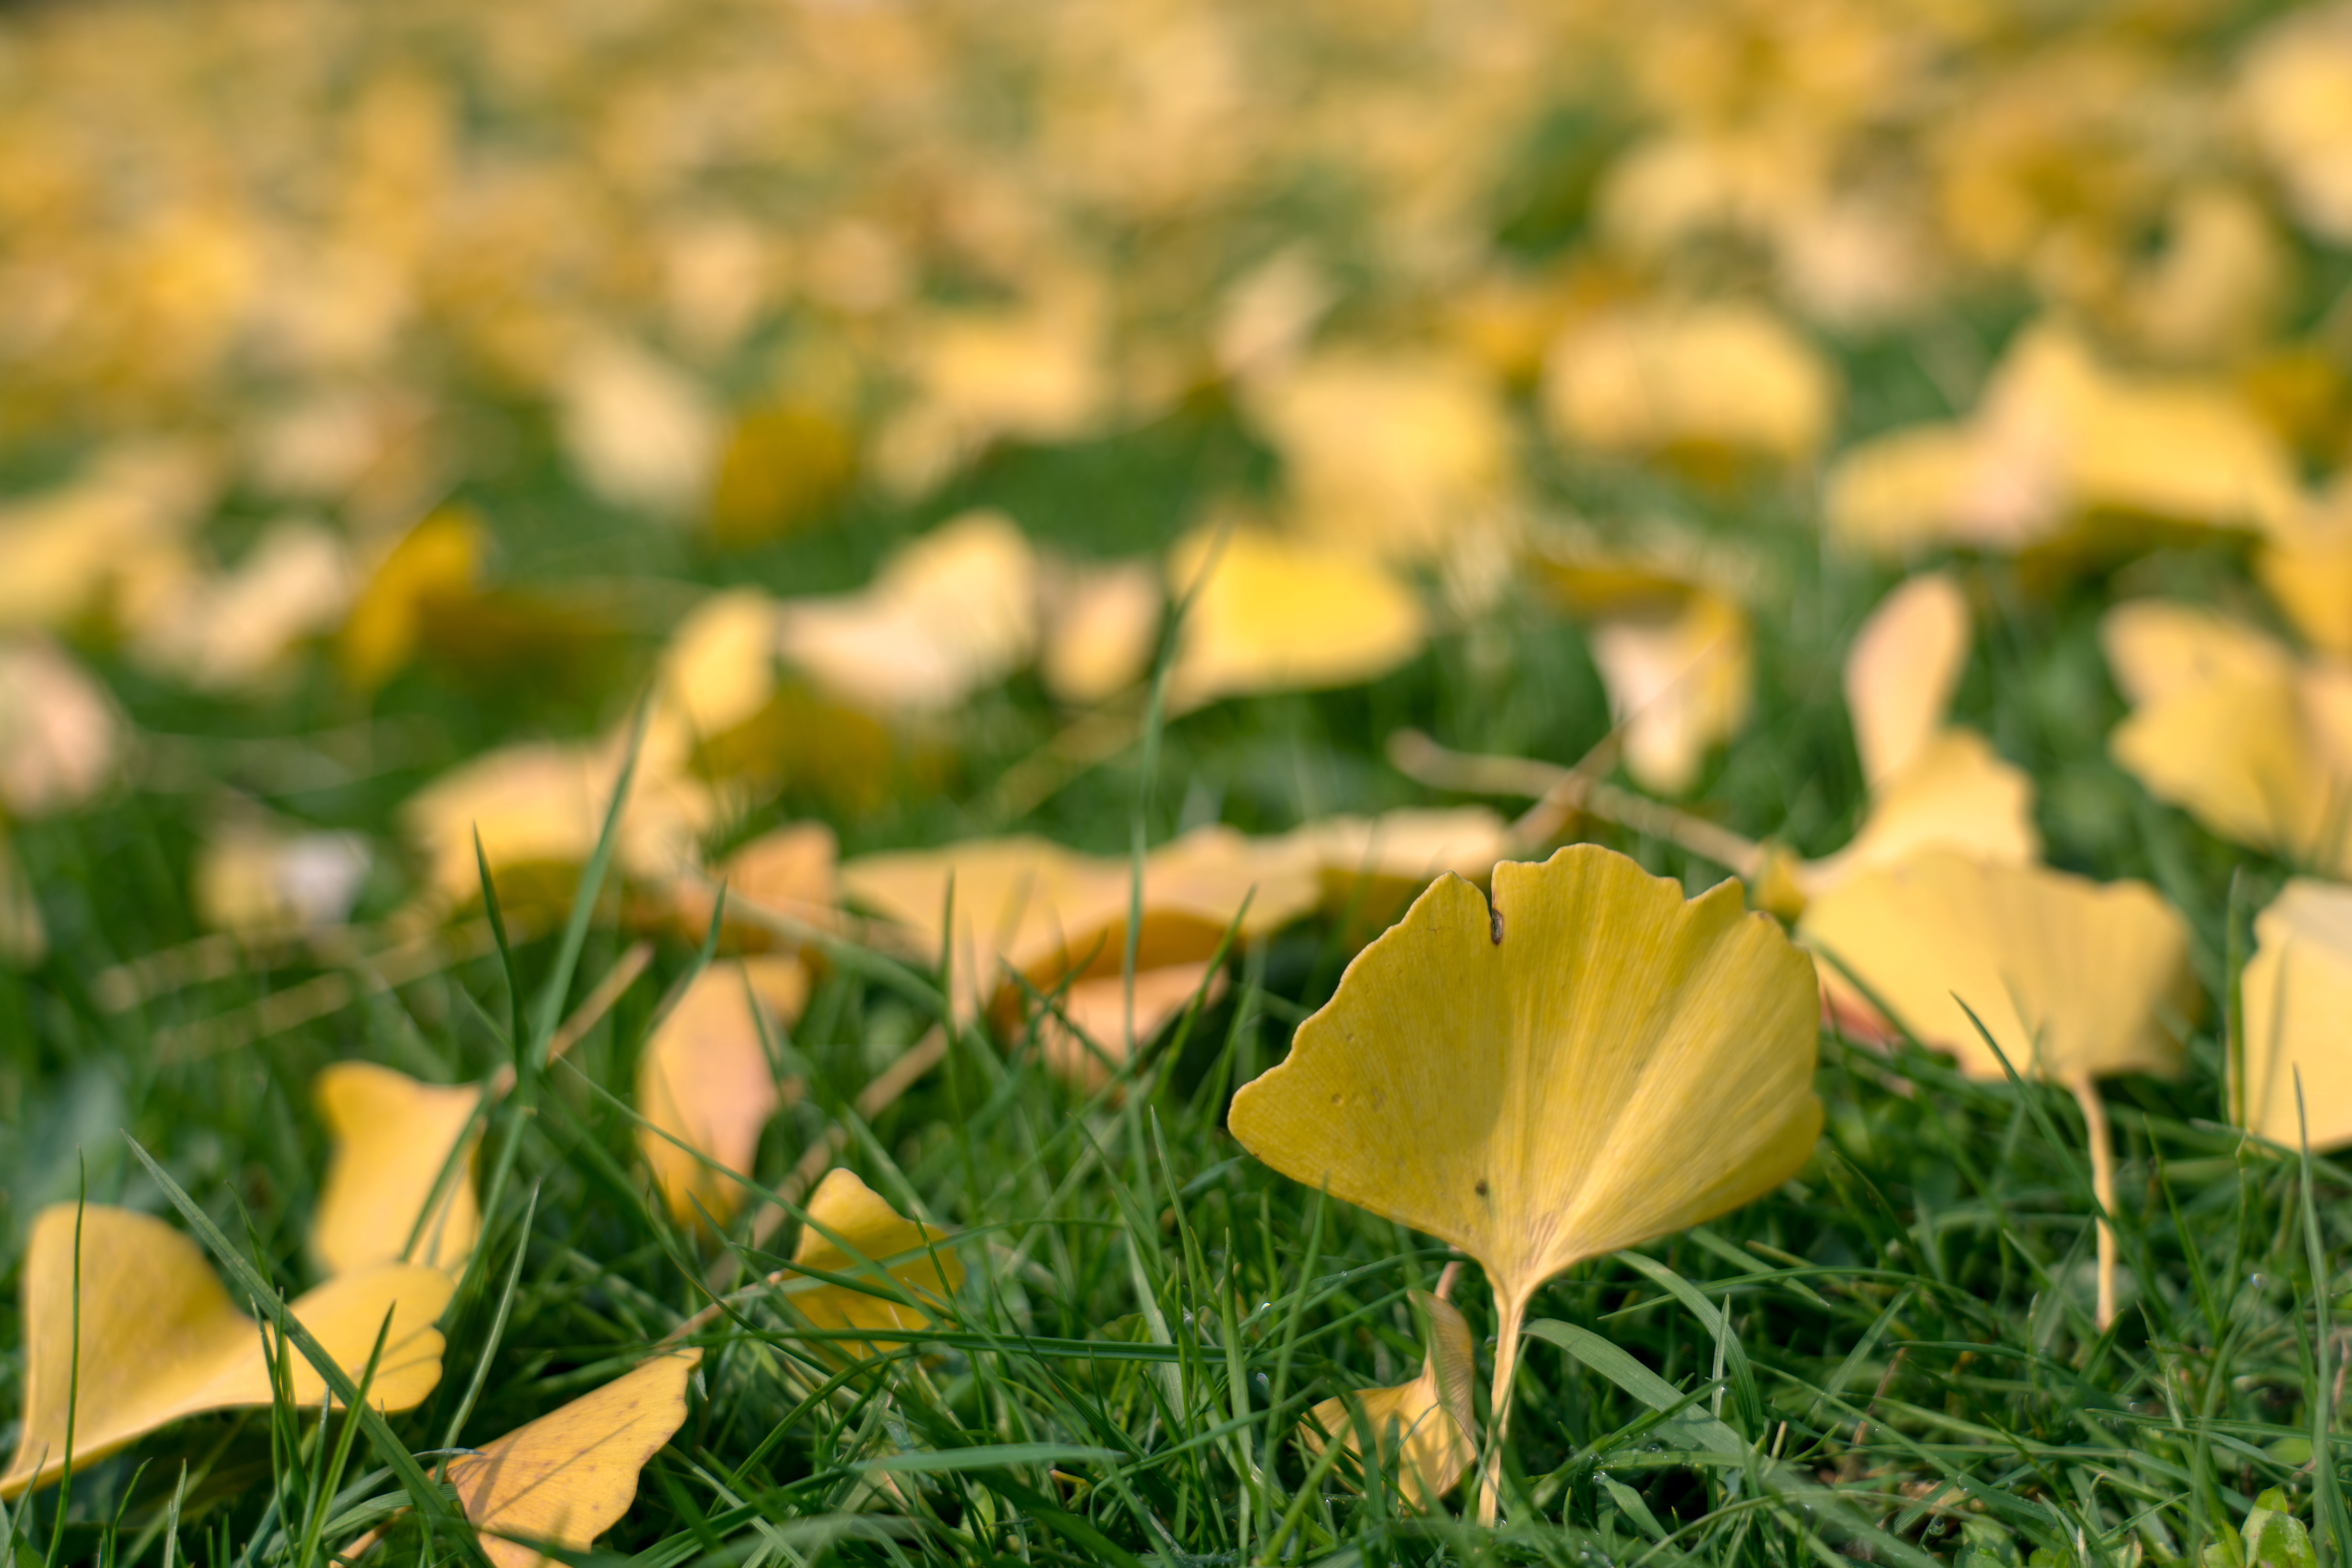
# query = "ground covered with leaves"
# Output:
<box><xmin>8</xmin><ymin>0</ymin><xmax>2352</xmax><ymax>1564</ymax></box>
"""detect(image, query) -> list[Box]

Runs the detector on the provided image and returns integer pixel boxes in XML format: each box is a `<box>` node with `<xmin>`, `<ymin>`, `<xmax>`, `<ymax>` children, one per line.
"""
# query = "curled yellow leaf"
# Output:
<box><xmin>1301</xmin><ymin>1288</ymin><xmax>1478</xmax><ymax>1510</ymax></box>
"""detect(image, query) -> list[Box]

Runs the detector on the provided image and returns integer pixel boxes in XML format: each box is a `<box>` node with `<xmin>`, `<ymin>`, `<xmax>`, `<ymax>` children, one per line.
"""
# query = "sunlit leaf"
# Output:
<box><xmin>448</xmin><ymin>1349</ymin><xmax>700</xmax><ymax>1568</ymax></box>
<box><xmin>2</xmin><ymin>1204</ymin><xmax>452</xmax><ymax>1498</ymax></box>
<box><xmin>1164</xmin><ymin>525</ymin><xmax>1425</xmax><ymax>710</ymax></box>
<box><xmin>637</xmin><ymin>957</ymin><xmax>807</xmax><ymax>1225</ymax></box>
<box><xmin>784</xmin><ymin>1169</ymin><xmax>964</xmax><ymax>1363</ymax></box>
<box><xmin>312</xmin><ymin>1063</ymin><xmax>483</xmax><ymax>1277</ymax></box>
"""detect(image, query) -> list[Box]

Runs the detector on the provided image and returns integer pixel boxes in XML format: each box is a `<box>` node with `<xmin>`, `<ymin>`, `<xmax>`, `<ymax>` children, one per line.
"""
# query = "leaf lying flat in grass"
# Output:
<box><xmin>1230</xmin><ymin>844</ymin><xmax>1821</xmax><ymax>1521</ymax></box>
<box><xmin>448</xmin><ymin>1349</ymin><xmax>700</xmax><ymax>1568</ymax></box>
<box><xmin>2</xmin><ymin>1205</ymin><xmax>452</xmax><ymax>1498</ymax></box>
<box><xmin>2240</xmin><ymin>880</ymin><xmax>2352</xmax><ymax>1153</ymax></box>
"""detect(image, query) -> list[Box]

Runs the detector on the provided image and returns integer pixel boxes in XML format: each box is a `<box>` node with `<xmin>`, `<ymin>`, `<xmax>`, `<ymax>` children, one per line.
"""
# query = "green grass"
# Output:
<box><xmin>5</xmin><ymin>385</ymin><xmax>2351</xmax><ymax>1568</ymax></box>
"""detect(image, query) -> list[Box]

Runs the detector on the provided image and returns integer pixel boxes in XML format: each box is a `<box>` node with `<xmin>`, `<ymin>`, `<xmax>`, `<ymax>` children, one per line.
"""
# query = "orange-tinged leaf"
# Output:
<box><xmin>449</xmin><ymin>1349</ymin><xmax>700</xmax><ymax>1568</ymax></box>
<box><xmin>1797</xmin><ymin>850</ymin><xmax>2194</xmax><ymax>1083</ymax></box>
<box><xmin>1164</xmin><ymin>525</ymin><xmax>1426</xmax><ymax>709</ymax></box>
<box><xmin>1845</xmin><ymin>573</ymin><xmax>1970</xmax><ymax>790</ymax></box>
<box><xmin>312</xmin><ymin>1063</ymin><xmax>483</xmax><ymax>1277</ymax></box>
<box><xmin>2241</xmin><ymin>880</ymin><xmax>2352</xmax><ymax>1153</ymax></box>
<box><xmin>785</xmin><ymin>1169</ymin><xmax>964</xmax><ymax>1362</ymax></box>
<box><xmin>637</xmin><ymin>957</ymin><xmax>807</xmax><ymax>1225</ymax></box>
<box><xmin>1301</xmin><ymin>1289</ymin><xmax>1477</xmax><ymax>1510</ymax></box>
<box><xmin>1229</xmin><ymin>845</ymin><xmax>1820</xmax><ymax>1441</ymax></box>
<box><xmin>662</xmin><ymin>820</ymin><xmax>839</xmax><ymax>951</ymax></box>
<box><xmin>3</xmin><ymin>1205</ymin><xmax>452</xmax><ymax>1498</ymax></box>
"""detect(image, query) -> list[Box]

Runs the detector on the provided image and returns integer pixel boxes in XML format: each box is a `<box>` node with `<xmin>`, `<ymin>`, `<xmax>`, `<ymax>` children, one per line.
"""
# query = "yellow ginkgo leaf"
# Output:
<box><xmin>1797</xmin><ymin>851</ymin><xmax>2193</xmax><ymax>1327</ymax></box>
<box><xmin>313</xmin><ymin>1063</ymin><xmax>484</xmax><ymax>1277</ymax></box>
<box><xmin>1037</xmin><ymin>960</ymin><xmax>1226</xmax><ymax>1093</ymax></box>
<box><xmin>556</xmin><ymin>335</ymin><xmax>720</xmax><ymax>518</ymax></box>
<box><xmin>0</xmin><ymin>441</ymin><xmax>218</xmax><ymax>635</ymax></box>
<box><xmin>2240</xmin><ymin>879</ymin><xmax>2352</xmax><ymax>1154</ymax></box>
<box><xmin>643</xmin><ymin>588</ymin><xmax>782</xmax><ymax>775</ymax></box>
<box><xmin>400</xmin><ymin>735</ymin><xmax>716</xmax><ymax>915</ymax></box>
<box><xmin>1798</xmin><ymin>850</ymin><xmax>2193</xmax><ymax>1084</ymax></box>
<box><xmin>1801</xmin><ymin>730</ymin><xmax>2041</xmax><ymax>896</ymax></box>
<box><xmin>706</xmin><ymin>403</ymin><xmax>855</xmax><ymax>548</ymax></box>
<box><xmin>1586</xmin><ymin>591</ymin><xmax>1753</xmax><ymax>795</ymax></box>
<box><xmin>1164</xmin><ymin>525</ymin><xmax>1426</xmax><ymax>710</ymax></box>
<box><xmin>784</xmin><ymin>1169</ymin><xmax>964</xmax><ymax>1363</ymax></box>
<box><xmin>843</xmin><ymin>835</ymin><xmax>1128</xmax><ymax>1022</ymax></box>
<box><xmin>1229</xmin><ymin>846</ymin><xmax>1821</xmax><ymax>1521</ymax></box>
<box><xmin>1543</xmin><ymin>301</ymin><xmax>1838</xmax><ymax>470</ymax></box>
<box><xmin>775</xmin><ymin>510</ymin><xmax>1039</xmax><ymax>714</ymax></box>
<box><xmin>448</xmin><ymin>1349</ymin><xmax>700</xmax><ymax>1568</ymax></box>
<box><xmin>0</xmin><ymin>636</ymin><xmax>124</xmax><ymax>819</ymax></box>
<box><xmin>2239</xmin><ymin>5</ymin><xmax>2352</xmax><ymax>245</ymax></box>
<box><xmin>340</xmin><ymin>506</ymin><xmax>485</xmax><ymax>691</ymax></box>
<box><xmin>2258</xmin><ymin>476</ymin><xmax>2352</xmax><ymax>657</ymax></box>
<box><xmin>3</xmin><ymin>1205</ymin><xmax>453</xmax><ymax>1498</ymax></box>
<box><xmin>1042</xmin><ymin>825</ymin><xmax>1321</xmax><ymax>979</ymax></box>
<box><xmin>1301</xmin><ymin>1286</ymin><xmax>1478</xmax><ymax>1511</ymax></box>
<box><xmin>637</xmin><ymin>957</ymin><xmax>807</xmax><ymax>1225</ymax></box>
<box><xmin>1243</xmin><ymin>347</ymin><xmax>1514</xmax><ymax>564</ymax></box>
<box><xmin>663</xmin><ymin>820</ymin><xmax>839</xmax><ymax>951</ymax></box>
<box><xmin>1845</xmin><ymin>573</ymin><xmax>1970</xmax><ymax>790</ymax></box>
<box><xmin>1039</xmin><ymin>558</ymin><xmax>1162</xmax><ymax>707</ymax></box>
<box><xmin>2100</xmin><ymin>604</ymin><xmax>2352</xmax><ymax>875</ymax></box>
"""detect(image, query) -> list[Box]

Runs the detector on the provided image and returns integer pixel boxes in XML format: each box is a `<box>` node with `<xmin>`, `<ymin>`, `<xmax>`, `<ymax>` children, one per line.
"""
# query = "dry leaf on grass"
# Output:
<box><xmin>312</xmin><ymin>1063</ymin><xmax>483</xmax><ymax>1278</ymax></box>
<box><xmin>1230</xmin><ymin>846</ymin><xmax>1821</xmax><ymax>1521</ymax></box>
<box><xmin>637</xmin><ymin>957</ymin><xmax>807</xmax><ymax>1226</ymax></box>
<box><xmin>3</xmin><ymin>1205</ymin><xmax>452</xmax><ymax>1498</ymax></box>
<box><xmin>783</xmin><ymin>1169</ymin><xmax>964</xmax><ymax>1363</ymax></box>
<box><xmin>1300</xmin><ymin>1285</ymin><xmax>1477</xmax><ymax>1510</ymax></box>
<box><xmin>1163</xmin><ymin>525</ymin><xmax>1425</xmax><ymax>710</ymax></box>
<box><xmin>2240</xmin><ymin>879</ymin><xmax>2352</xmax><ymax>1153</ymax></box>
<box><xmin>449</xmin><ymin>1349</ymin><xmax>700</xmax><ymax>1568</ymax></box>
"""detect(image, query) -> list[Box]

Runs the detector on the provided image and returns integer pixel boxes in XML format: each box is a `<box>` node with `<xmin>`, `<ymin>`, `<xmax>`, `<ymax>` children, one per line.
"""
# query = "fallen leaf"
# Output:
<box><xmin>706</xmin><ymin>403</ymin><xmax>856</xmax><ymax>548</ymax></box>
<box><xmin>1039</xmin><ymin>557</ymin><xmax>1162</xmax><ymax>707</ymax></box>
<box><xmin>340</xmin><ymin>507</ymin><xmax>486</xmax><ymax>691</ymax></box>
<box><xmin>1845</xmin><ymin>572</ymin><xmax>1971</xmax><ymax>791</ymax></box>
<box><xmin>2239</xmin><ymin>879</ymin><xmax>2352</xmax><ymax>1153</ymax></box>
<box><xmin>0</xmin><ymin>442</ymin><xmax>218</xmax><ymax>633</ymax></box>
<box><xmin>1797</xmin><ymin>849</ymin><xmax>2193</xmax><ymax>1083</ymax></box>
<box><xmin>448</xmin><ymin>1349</ymin><xmax>700</xmax><ymax>1568</ymax></box>
<box><xmin>1543</xmin><ymin>301</ymin><xmax>1838</xmax><ymax>471</ymax></box>
<box><xmin>1229</xmin><ymin>846</ymin><xmax>1821</xmax><ymax>1521</ymax></box>
<box><xmin>783</xmin><ymin>1169</ymin><xmax>964</xmax><ymax>1362</ymax></box>
<box><xmin>1292</xmin><ymin>807</ymin><xmax>1514</xmax><ymax>936</ymax></box>
<box><xmin>1300</xmin><ymin>1288</ymin><xmax>1477</xmax><ymax>1510</ymax></box>
<box><xmin>775</xmin><ymin>510</ymin><xmax>1039</xmax><ymax>714</ymax></box>
<box><xmin>0</xmin><ymin>636</ymin><xmax>124</xmax><ymax>818</ymax></box>
<box><xmin>312</xmin><ymin>1063</ymin><xmax>483</xmax><ymax>1277</ymax></box>
<box><xmin>1164</xmin><ymin>524</ymin><xmax>1426</xmax><ymax>710</ymax></box>
<box><xmin>1586</xmin><ymin>591</ymin><xmax>1753</xmax><ymax>795</ymax></box>
<box><xmin>644</xmin><ymin>588</ymin><xmax>782</xmax><ymax>774</ymax></box>
<box><xmin>2239</xmin><ymin>6</ymin><xmax>2352</xmax><ymax>244</ymax></box>
<box><xmin>662</xmin><ymin>820</ymin><xmax>839</xmax><ymax>951</ymax></box>
<box><xmin>637</xmin><ymin>957</ymin><xmax>807</xmax><ymax>1225</ymax></box>
<box><xmin>1037</xmin><ymin>960</ymin><xmax>1226</xmax><ymax>1093</ymax></box>
<box><xmin>557</xmin><ymin>335</ymin><xmax>720</xmax><ymax>518</ymax></box>
<box><xmin>3</xmin><ymin>1204</ymin><xmax>452</xmax><ymax>1498</ymax></box>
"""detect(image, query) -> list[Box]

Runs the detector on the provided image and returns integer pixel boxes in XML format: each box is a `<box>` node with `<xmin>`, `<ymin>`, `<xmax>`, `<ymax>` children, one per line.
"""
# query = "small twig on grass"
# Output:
<box><xmin>1386</xmin><ymin>729</ymin><xmax>1769</xmax><ymax>877</ymax></box>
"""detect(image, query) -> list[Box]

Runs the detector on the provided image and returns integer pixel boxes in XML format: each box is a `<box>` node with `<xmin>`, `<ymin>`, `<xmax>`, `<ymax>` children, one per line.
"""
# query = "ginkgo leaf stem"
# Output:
<box><xmin>2067</xmin><ymin>1074</ymin><xmax>2119</xmax><ymax>1331</ymax></box>
<box><xmin>1477</xmin><ymin>1287</ymin><xmax>1530</xmax><ymax>1526</ymax></box>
